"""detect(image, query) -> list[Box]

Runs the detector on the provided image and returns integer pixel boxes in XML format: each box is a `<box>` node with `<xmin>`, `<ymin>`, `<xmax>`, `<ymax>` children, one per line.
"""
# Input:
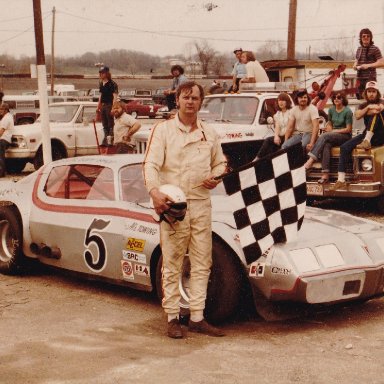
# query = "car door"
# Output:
<box><xmin>29</xmin><ymin>162</ymin><xmax>157</xmax><ymax>288</ymax></box>
<box><xmin>74</xmin><ymin>105</ymin><xmax>103</xmax><ymax>155</ymax></box>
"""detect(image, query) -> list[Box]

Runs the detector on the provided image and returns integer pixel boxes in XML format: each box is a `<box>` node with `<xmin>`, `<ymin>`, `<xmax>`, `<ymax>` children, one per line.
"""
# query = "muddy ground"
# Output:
<box><xmin>1</xmin><ymin>170</ymin><xmax>384</xmax><ymax>384</ymax></box>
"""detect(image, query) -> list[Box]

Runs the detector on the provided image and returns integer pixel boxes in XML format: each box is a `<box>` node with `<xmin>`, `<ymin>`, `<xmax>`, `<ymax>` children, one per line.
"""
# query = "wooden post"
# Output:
<box><xmin>50</xmin><ymin>6</ymin><xmax>56</xmax><ymax>96</ymax></box>
<box><xmin>287</xmin><ymin>0</ymin><xmax>297</xmax><ymax>60</ymax></box>
<box><xmin>33</xmin><ymin>0</ymin><xmax>52</xmax><ymax>164</ymax></box>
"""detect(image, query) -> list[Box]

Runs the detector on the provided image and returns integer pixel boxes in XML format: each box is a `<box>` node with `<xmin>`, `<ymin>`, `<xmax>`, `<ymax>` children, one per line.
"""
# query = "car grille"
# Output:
<box><xmin>309</xmin><ymin>157</ymin><xmax>354</xmax><ymax>179</ymax></box>
<box><xmin>136</xmin><ymin>140</ymin><xmax>147</xmax><ymax>154</ymax></box>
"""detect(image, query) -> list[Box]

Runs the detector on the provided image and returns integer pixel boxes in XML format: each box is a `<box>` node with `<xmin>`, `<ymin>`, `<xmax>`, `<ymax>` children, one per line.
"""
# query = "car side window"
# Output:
<box><xmin>44</xmin><ymin>164</ymin><xmax>115</xmax><ymax>200</ymax></box>
<box><xmin>76</xmin><ymin>106</ymin><xmax>96</xmax><ymax>124</ymax></box>
<box><xmin>119</xmin><ymin>164</ymin><xmax>149</xmax><ymax>203</ymax></box>
<box><xmin>259</xmin><ymin>98</ymin><xmax>277</xmax><ymax>124</ymax></box>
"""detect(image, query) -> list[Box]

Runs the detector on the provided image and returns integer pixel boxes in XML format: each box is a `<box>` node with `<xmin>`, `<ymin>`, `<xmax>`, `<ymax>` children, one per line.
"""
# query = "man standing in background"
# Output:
<box><xmin>97</xmin><ymin>66</ymin><xmax>118</xmax><ymax>146</ymax></box>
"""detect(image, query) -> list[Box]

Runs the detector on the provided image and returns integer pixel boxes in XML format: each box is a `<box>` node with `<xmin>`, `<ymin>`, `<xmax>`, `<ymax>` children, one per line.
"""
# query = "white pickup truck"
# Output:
<box><xmin>5</xmin><ymin>101</ymin><xmax>104</xmax><ymax>172</ymax></box>
<box><xmin>134</xmin><ymin>83</ymin><xmax>300</xmax><ymax>168</ymax></box>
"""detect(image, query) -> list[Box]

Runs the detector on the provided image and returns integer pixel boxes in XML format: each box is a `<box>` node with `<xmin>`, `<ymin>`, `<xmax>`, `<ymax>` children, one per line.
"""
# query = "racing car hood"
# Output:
<box><xmin>211</xmin><ymin>195</ymin><xmax>383</xmax><ymax>240</ymax></box>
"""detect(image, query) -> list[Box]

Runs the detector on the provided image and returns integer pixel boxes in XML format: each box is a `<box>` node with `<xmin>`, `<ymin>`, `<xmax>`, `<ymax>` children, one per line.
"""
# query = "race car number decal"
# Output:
<box><xmin>83</xmin><ymin>218</ymin><xmax>111</xmax><ymax>272</ymax></box>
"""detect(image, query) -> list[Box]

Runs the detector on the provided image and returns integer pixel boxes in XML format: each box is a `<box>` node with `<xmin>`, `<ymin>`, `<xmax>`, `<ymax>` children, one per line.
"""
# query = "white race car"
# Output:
<box><xmin>1</xmin><ymin>154</ymin><xmax>384</xmax><ymax>323</ymax></box>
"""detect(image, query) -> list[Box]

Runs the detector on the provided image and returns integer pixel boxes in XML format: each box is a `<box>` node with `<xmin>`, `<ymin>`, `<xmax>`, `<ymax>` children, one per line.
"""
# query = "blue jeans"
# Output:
<box><xmin>101</xmin><ymin>103</ymin><xmax>114</xmax><ymax>141</ymax></box>
<box><xmin>308</xmin><ymin>132</ymin><xmax>351</xmax><ymax>173</ymax></box>
<box><xmin>338</xmin><ymin>134</ymin><xmax>365</xmax><ymax>172</ymax></box>
<box><xmin>282</xmin><ymin>132</ymin><xmax>312</xmax><ymax>150</ymax></box>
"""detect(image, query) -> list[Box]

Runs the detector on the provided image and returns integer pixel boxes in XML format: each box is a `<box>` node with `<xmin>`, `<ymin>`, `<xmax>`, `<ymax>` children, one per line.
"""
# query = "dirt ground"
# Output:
<box><xmin>1</xmin><ymin>168</ymin><xmax>384</xmax><ymax>383</ymax></box>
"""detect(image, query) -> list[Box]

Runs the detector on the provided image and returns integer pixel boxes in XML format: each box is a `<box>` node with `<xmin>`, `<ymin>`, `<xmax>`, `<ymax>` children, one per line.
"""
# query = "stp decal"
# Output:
<box><xmin>83</xmin><ymin>218</ymin><xmax>110</xmax><ymax>272</ymax></box>
<box><xmin>126</xmin><ymin>238</ymin><xmax>146</xmax><ymax>252</ymax></box>
<box><xmin>121</xmin><ymin>260</ymin><xmax>134</xmax><ymax>280</ymax></box>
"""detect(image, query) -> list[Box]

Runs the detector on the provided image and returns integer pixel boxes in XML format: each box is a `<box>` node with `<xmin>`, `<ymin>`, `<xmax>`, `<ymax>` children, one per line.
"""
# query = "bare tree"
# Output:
<box><xmin>194</xmin><ymin>40</ymin><xmax>217</xmax><ymax>75</ymax></box>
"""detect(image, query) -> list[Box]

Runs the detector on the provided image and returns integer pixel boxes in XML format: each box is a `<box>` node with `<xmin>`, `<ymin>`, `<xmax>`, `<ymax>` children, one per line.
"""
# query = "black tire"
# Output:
<box><xmin>155</xmin><ymin>238</ymin><xmax>244</xmax><ymax>324</ymax></box>
<box><xmin>376</xmin><ymin>196</ymin><xmax>384</xmax><ymax>214</ymax></box>
<box><xmin>5</xmin><ymin>159</ymin><xmax>27</xmax><ymax>174</ymax></box>
<box><xmin>33</xmin><ymin>143</ymin><xmax>67</xmax><ymax>170</ymax></box>
<box><xmin>0</xmin><ymin>206</ymin><xmax>25</xmax><ymax>275</ymax></box>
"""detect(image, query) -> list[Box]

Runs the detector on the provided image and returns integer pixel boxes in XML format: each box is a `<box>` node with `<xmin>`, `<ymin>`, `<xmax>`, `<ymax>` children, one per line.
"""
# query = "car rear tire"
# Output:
<box><xmin>0</xmin><ymin>206</ymin><xmax>25</xmax><ymax>275</ymax></box>
<box><xmin>155</xmin><ymin>238</ymin><xmax>243</xmax><ymax>324</ymax></box>
<box><xmin>131</xmin><ymin>111</ymin><xmax>138</xmax><ymax>118</ymax></box>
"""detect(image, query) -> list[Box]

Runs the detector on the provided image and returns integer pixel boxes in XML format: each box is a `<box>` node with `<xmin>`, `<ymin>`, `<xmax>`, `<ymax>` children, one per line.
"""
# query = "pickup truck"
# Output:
<box><xmin>5</xmin><ymin>101</ymin><xmax>104</xmax><ymax>172</ymax></box>
<box><xmin>133</xmin><ymin>83</ymin><xmax>305</xmax><ymax>168</ymax></box>
<box><xmin>305</xmin><ymin>99</ymin><xmax>384</xmax><ymax>211</ymax></box>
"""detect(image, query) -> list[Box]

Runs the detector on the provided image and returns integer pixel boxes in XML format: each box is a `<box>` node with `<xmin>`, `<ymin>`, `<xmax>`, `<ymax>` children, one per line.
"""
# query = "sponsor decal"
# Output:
<box><xmin>134</xmin><ymin>264</ymin><xmax>149</xmax><ymax>276</ymax></box>
<box><xmin>249</xmin><ymin>262</ymin><xmax>265</xmax><ymax>277</ymax></box>
<box><xmin>122</xmin><ymin>250</ymin><xmax>146</xmax><ymax>264</ymax></box>
<box><xmin>126</xmin><ymin>221</ymin><xmax>158</xmax><ymax>236</ymax></box>
<box><xmin>121</xmin><ymin>260</ymin><xmax>134</xmax><ymax>280</ymax></box>
<box><xmin>271</xmin><ymin>266</ymin><xmax>291</xmax><ymax>276</ymax></box>
<box><xmin>126</xmin><ymin>237</ymin><xmax>146</xmax><ymax>252</ymax></box>
<box><xmin>226</xmin><ymin>132</ymin><xmax>243</xmax><ymax>139</ymax></box>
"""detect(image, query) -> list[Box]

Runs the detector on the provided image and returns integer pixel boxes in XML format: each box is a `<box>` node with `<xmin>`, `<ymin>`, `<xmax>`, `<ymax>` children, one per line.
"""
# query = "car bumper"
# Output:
<box><xmin>250</xmin><ymin>265</ymin><xmax>384</xmax><ymax>305</ymax></box>
<box><xmin>306</xmin><ymin>181</ymin><xmax>383</xmax><ymax>198</ymax></box>
<box><xmin>5</xmin><ymin>149</ymin><xmax>35</xmax><ymax>159</ymax></box>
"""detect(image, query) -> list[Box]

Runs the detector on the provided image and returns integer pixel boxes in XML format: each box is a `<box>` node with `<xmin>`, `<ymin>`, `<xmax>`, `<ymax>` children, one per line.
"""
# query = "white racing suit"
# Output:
<box><xmin>143</xmin><ymin>114</ymin><xmax>226</xmax><ymax>318</ymax></box>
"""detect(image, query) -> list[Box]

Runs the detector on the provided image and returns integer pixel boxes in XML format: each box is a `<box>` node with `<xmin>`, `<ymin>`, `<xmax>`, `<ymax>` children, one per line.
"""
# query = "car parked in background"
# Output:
<box><xmin>119</xmin><ymin>89</ymin><xmax>136</xmax><ymax>102</ymax></box>
<box><xmin>88</xmin><ymin>89</ymin><xmax>100</xmax><ymax>102</ymax></box>
<box><xmin>5</xmin><ymin>101</ymin><xmax>104</xmax><ymax>172</ymax></box>
<box><xmin>124</xmin><ymin>99</ymin><xmax>162</xmax><ymax>118</ymax></box>
<box><xmin>152</xmin><ymin>87</ymin><xmax>168</xmax><ymax>105</ymax></box>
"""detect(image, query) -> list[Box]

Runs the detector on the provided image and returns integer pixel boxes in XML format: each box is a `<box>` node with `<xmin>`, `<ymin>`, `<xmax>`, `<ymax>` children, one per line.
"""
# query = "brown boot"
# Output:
<box><xmin>167</xmin><ymin>318</ymin><xmax>183</xmax><ymax>339</ymax></box>
<box><xmin>189</xmin><ymin>319</ymin><xmax>225</xmax><ymax>337</ymax></box>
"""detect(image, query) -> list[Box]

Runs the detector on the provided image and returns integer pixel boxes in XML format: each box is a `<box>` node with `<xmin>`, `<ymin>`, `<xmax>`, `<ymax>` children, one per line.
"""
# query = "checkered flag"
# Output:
<box><xmin>222</xmin><ymin>143</ymin><xmax>306</xmax><ymax>264</ymax></box>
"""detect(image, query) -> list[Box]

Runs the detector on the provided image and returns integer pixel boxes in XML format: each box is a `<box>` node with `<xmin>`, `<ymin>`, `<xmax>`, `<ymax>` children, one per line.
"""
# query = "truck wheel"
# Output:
<box><xmin>5</xmin><ymin>159</ymin><xmax>27</xmax><ymax>174</ymax></box>
<box><xmin>376</xmin><ymin>196</ymin><xmax>384</xmax><ymax>214</ymax></box>
<box><xmin>0</xmin><ymin>206</ymin><xmax>25</xmax><ymax>275</ymax></box>
<box><xmin>155</xmin><ymin>238</ymin><xmax>243</xmax><ymax>324</ymax></box>
<box><xmin>33</xmin><ymin>144</ymin><xmax>67</xmax><ymax>170</ymax></box>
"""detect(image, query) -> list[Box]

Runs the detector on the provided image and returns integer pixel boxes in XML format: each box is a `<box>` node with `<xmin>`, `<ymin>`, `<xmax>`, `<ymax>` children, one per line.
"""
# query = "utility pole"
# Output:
<box><xmin>50</xmin><ymin>6</ymin><xmax>56</xmax><ymax>96</ymax></box>
<box><xmin>287</xmin><ymin>0</ymin><xmax>297</xmax><ymax>60</ymax></box>
<box><xmin>33</xmin><ymin>0</ymin><xmax>52</xmax><ymax>164</ymax></box>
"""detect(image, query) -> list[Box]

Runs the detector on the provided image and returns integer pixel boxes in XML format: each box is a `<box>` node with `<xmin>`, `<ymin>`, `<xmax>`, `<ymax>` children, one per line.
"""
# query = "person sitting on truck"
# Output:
<box><xmin>282</xmin><ymin>88</ymin><xmax>320</xmax><ymax>152</ymax></box>
<box><xmin>330</xmin><ymin>81</ymin><xmax>384</xmax><ymax>191</ymax></box>
<box><xmin>163</xmin><ymin>65</ymin><xmax>188</xmax><ymax>112</ymax></box>
<box><xmin>111</xmin><ymin>101</ymin><xmax>141</xmax><ymax>154</ymax></box>
<box><xmin>228</xmin><ymin>48</ymin><xmax>246</xmax><ymax>92</ymax></box>
<box><xmin>239</xmin><ymin>51</ymin><xmax>269</xmax><ymax>84</ymax></box>
<box><xmin>0</xmin><ymin>103</ymin><xmax>13</xmax><ymax>177</ymax></box>
<box><xmin>304</xmin><ymin>92</ymin><xmax>353</xmax><ymax>184</ymax></box>
<box><xmin>254</xmin><ymin>92</ymin><xmax>292</xmax><ymax>160</ymax></box>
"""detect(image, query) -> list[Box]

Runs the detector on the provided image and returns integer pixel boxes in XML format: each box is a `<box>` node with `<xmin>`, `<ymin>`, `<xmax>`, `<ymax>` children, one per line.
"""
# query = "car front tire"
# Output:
<box><xmin>155</xmin><ymin>238</ymin><xmax>243</xmax><ymax>324</ymax></box>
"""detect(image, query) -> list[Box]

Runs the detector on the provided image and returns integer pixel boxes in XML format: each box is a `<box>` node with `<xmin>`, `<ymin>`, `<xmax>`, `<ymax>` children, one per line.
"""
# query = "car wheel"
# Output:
<box><xmin>5</xmin><ymin>159</ymin><xmax>27</xmax><ymax>174</ymax></box>
<box><xmin>155</xmin><ymin>238</ymin><xmax>243</xmax><ymax>324</ymax></box>
<box><xmin>0</xmin><ymin>206</ymin><xmax>25</xmax><ymax>275</ymax></box>
<box><xmin>33</xmin><ymin>143</ymin><xmax>67</xmax><ymax>170</ymax></box>
<box><xmin>131</xmin><ymin>111</ymin><xmax>138</xmax><ymax>118</ymax></box>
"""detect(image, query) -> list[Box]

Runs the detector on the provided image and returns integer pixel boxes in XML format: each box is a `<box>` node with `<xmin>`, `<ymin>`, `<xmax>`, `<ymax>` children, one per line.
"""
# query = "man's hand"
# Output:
<box><xmin>202</xmin><ymin>175</ymin><xmax>221</xmax><ymax>190</ymax></box>
<box><xmin>150</xmin><ymin>188</ymin><xmax>172</xmax><ymax>214</ymax></box>
<box><xmin>306</xmin><ymin>143</ymin><xmax>314</xmax><ymax>152</ymax></box>
<box><xmin>273</xmin><ymin>136</ymin><xmax>281</xmax><ymax>146</ymax></box>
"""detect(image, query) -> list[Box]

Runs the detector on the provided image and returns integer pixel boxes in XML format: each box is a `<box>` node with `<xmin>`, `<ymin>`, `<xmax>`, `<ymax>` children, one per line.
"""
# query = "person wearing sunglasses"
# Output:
<box><xmin>330</xmin><ymin>81</ymin><xmax>384</xmax><ymax>191</ymax></box>
<box><xmin>304</xmin><ymin>93</ymin><xmax>352</xmax><ymax>184</ymax></box>
<box><xmin>354</xmin><ymin>28</ymin><xmax>384</xmax><ymax>99</ymax></box>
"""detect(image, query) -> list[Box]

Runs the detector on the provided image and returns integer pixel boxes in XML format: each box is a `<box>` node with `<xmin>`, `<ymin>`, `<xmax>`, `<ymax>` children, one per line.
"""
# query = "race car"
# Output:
<box><xmin>1</xmin><ymin>155</ymin><xmax>384</xmax><ymax>323</ymax></box>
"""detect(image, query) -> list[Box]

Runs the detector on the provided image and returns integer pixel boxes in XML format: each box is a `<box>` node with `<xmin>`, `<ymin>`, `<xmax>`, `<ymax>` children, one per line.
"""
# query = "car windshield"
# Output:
<box><xmin>119</xmin><ymin>164</ymin><xmax>150</xmax><ymax>203</ymax></box>
<box><xmin>44</xmin><ymin>105</ymin><xmax>79</xmax><ymax>122</ymax></box>
<box><xmin>199</xmin><ymin>96</ymin><xmax>258</xmax><ymax>124</ymax></box>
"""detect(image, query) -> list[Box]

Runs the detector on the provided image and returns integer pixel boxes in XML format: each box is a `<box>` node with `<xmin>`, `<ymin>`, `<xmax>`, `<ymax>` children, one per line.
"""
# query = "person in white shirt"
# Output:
<box><xmin>111</xmin><ymin>101</ymin><xmax>141</xmax><ymax>153</ymax></box>
<box><xmin>240</xmin><ymin>51</ymin><xmax>269</xmax><ymax>84</ymax></box>
<box><xmin>0</xmin><ymin>103</ymin><xmax>13</xmax><ymax>177</ymax></box>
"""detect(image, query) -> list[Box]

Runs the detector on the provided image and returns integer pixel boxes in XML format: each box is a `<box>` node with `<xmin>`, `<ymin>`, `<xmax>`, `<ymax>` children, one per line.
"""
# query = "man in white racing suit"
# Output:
<box><xmin>143</xmin><ymin>81</ymin><xmax>227</xmax><ymax>339</ymax></box>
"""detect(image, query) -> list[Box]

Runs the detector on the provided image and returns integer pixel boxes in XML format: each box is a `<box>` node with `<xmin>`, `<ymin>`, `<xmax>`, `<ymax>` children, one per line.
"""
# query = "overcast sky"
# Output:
<box><xmin>1</xmin><ymin>0</ymin><xmax>383</xmax><ymax>59</ymax></box>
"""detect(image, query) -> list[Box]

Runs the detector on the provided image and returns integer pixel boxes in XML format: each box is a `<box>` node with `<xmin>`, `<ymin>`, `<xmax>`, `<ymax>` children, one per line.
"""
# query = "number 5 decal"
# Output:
<box><xmin>84</xmin><ymin>218</ymin><xmax>110</xmax><ymax>272</ymax></box>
